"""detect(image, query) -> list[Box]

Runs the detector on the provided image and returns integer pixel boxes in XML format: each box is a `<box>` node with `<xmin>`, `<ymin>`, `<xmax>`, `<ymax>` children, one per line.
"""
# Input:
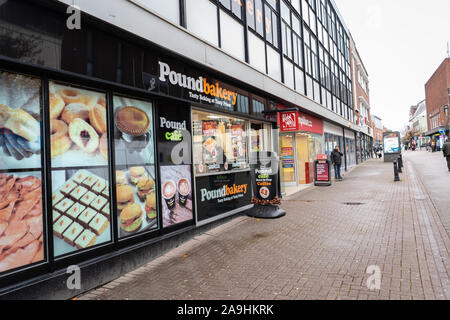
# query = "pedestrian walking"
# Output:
<box><xmin>443</xmin><ymin>138</ymin><xmax>450</xmax><ymax>172</ymax></box>
<box><xmin>331</xmin><ymin>146</ymin><xmax>344</xmax><ymax>181</ymax></box>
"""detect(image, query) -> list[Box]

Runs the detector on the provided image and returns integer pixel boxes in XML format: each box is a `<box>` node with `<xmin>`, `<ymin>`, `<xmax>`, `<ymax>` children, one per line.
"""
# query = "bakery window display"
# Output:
<box><xmin>113</xmin><ymin>96</ymin><xmax>155</xmax><ymax>167</ymax></box>
<box><xmin>51</xmin><ymin>169</ymin><xmax>111</xmax><ymax>257</ymax></box>
<box><xmin>0</xmin><ymin>72</ymin><xmax>42</xmax><ymax>170</ymax></box>
<box><xmin>192</xmin><ymin>110</ymin><xmax>249</xmax><ymax>175</ymax></box>
<box><xmin>0</xmin><ymin>173</ymin><xmax>45</xmax><ymax>273</ymax></box>
<box><xmin>114</xmin><ymin>166</ymin><xmax>158</xmax><ymax>238</ymax></box>
<box><xmin>49</xmin><ymin>82</ymin><xmax>109</xmax><ymax>168</ymax></box>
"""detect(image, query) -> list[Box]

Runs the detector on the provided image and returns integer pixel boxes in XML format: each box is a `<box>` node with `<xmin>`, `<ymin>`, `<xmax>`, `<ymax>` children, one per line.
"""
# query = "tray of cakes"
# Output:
<box><xmin>52</xmin><ymin>169</ymin><xmax>111</xmax><ymax>254</ymax></box>
<box><xmin>115</xmin><ymin>166</ymin><xmax>157</xmax><ymax>238</ymax></box>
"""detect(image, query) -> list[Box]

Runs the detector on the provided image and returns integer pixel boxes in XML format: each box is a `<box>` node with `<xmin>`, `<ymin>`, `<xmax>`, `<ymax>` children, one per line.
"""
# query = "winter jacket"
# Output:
<box><xmin>443</xmin><ymin>141</ymin><xmax>450</xmax><ymax>157</ymax></box>
<box><xmin>331</xmin><ymin>150</ymin><xmax>343</xmax><ymax>165</ymax></box>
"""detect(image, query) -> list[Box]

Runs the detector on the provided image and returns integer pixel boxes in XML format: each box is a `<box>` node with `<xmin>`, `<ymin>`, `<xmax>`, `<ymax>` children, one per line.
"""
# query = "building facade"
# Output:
<box><xmin>371</xmin><ymin>115</ymin><xmax>383</xmax><ymax>150</ymax></box>
<box><xmin>425</xmin><ymin>57</ymin><xmax>450</xmax><ymax>150</ymax></box>
<box><xmin>0</xmin><ymin>0</ymin><xmax>369</xmax><ymax>298</ymax></box>
<box><xmin>408</xmin><ymin>100</ymin><xmax>429</xmax><ymax>148</ymax></box>
<box><xmin>349</xmin><ymin>33</ymin><xmax>373</xmax><ymax>163</ymax></box>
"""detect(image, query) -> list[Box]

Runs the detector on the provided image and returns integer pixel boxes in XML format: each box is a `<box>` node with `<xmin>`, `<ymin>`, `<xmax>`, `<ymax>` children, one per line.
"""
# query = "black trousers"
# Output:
<box><xmin>447</xmin><ymin>156</ymin><xmax>450</xmax><ymax>171</ymax></box>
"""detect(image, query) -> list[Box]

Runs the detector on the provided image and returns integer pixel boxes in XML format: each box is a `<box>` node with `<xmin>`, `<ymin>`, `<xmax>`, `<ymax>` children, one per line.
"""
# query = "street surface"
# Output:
<box><xmin>79</xmin><ymin>151</ymin><xmax>450</xmax><ymax>300</ymax></box>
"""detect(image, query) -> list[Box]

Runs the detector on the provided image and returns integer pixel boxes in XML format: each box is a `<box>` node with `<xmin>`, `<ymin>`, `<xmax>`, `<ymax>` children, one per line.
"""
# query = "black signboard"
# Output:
<box><xmin>195</xmin><ymin>171</ymin><xmax>252</xmax><ymax>222</ymax></box>
<box><xmin>156</xmin><ymin>101</ymin><xmax>194</xmax><ymax>228</ymax></box>
<box><xmin>314</xmin><ymin>160</ymin><xmax>331</xmax><ymax>186</ymax></box>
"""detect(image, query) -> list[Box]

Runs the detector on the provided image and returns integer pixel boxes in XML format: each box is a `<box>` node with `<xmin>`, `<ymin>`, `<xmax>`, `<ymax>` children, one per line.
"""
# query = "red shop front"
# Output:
<box><xmin>277</xmin><ymin>110</ymin><xmax>323</xmax><ymax>194</ymax></box>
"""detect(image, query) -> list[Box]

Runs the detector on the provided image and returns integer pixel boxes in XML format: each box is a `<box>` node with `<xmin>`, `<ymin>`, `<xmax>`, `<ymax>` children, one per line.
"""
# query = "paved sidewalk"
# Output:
<box><xmin>78</xmin><ymin>157</ymin><xmax>450</xmax><ymax>300</ymax></box>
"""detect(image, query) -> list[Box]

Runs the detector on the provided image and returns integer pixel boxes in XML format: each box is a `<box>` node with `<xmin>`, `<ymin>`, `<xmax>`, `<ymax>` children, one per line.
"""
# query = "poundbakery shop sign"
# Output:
<box><xmin>158</xmin><ymin>61</ymin><xmax>238</xmax><ymax>108</ymax></box>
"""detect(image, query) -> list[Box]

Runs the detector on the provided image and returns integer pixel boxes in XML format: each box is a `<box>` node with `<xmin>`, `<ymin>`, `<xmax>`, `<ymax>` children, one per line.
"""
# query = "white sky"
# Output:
<box><xmin>334</xmin><ymin>0</ymin><xmax>450</xmax><ymax>131</ymax></box>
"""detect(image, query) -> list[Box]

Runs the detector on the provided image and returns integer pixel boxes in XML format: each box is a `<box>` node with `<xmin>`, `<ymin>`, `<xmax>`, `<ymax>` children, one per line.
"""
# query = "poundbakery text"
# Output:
<box><xmin>177</xmin><ymin>304</ymin><xmax>274</xmax><ymax>318</ymax></box>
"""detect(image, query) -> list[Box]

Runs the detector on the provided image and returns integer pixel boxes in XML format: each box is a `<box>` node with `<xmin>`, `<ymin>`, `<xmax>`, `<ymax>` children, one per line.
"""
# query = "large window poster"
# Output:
<box><xmin>49</xmin><ymin>82</ymin><xmax>111</xmax><ymax>257</ymax></box>
<box><xmin>157</xmin><ymin>102</ymin><xmax>193</xmax><ymax>228</ymax></box>
<box><xmin>0</xmin><ymin>71</ymin><xmax>45</xmax><ymax>273</ymax></box>
<box><xmin>113</xmin><ymin>96</ymin><xmax>158</xmax><ymax>238</ymax></box>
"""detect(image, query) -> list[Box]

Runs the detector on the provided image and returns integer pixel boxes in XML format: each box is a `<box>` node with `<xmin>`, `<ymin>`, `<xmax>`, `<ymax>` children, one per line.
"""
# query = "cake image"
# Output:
<box><xmin>115</xmin><ymin>106</ymin><xmax>150</xmax><ymax>137</ymax></box>
<box><xmin>89</xmin><ymin>213</ymin><xmax>109</xmax><ymax>236</ymax></box>
<box><xmin>62</xmin><ymin>222</ymin><xmax>84</xmax><ymax>246</ymax></box>
<box><xmin>74</xmin><ymin>229</ymin><xmax>97</xmax><ymax>250</ymax></box>
<box><xmin>120</xmin><ymin>203</ymin><xmax>143</xmax><ymax>233</ymax></box>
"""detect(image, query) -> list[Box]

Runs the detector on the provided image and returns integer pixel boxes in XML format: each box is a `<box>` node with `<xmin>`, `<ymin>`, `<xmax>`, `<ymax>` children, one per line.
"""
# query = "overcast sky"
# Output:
<box><xmin>334</xmin><ymin>0</ymin><xmax>450</xmax><ymax>131</ymax></box>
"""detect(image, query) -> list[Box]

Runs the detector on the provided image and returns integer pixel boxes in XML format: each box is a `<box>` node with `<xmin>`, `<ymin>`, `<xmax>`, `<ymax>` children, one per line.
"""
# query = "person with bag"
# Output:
<box><xmin>331</xmin><ymin>146</ymin><xmax>344</xmax><ymax>181</ymax></box>
<box><xmin>443</xmin><ymin>138</ymin><xmax>450</xmax><ymax>171</ymax></box>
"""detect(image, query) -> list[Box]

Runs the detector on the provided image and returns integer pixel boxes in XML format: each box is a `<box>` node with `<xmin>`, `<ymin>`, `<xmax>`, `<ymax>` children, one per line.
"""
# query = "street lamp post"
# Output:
<box><xmin>444</xmin><ymin>105</ymin><xmax>449</xmax><ymax>136</ymax></box>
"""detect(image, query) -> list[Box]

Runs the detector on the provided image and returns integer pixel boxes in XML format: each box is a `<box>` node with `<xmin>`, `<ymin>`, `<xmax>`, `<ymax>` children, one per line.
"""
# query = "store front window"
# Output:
<box><xmin>192</xmin><ymin>109</ymin><xmax>249</xmax><ymax>175</ymax></box>
<box><xmin>49</xmin><ymin>82</ymin><xmax>112</xmax><ymax>257</ymax></box>
<box><xmin>0</xmin><ymin>71</ymin><xmax>45</xmax><ymax>274</ymax></box>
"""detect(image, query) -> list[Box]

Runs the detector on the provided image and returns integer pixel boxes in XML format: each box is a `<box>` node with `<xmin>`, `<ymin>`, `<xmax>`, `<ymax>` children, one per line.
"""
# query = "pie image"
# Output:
<box><xmin>202</xmin><ymin>137</ymin><xmax>217</xmax><ymax>154</ymax></box>
<box><xmin>115</xmin><ymin>106</ymin><xmax>150</xmax><ymax>136</ymax></box>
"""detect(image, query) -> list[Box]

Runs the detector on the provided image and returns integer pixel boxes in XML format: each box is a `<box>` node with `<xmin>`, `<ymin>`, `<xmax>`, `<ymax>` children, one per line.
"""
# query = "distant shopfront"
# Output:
<box><xmin>278</xmin><ymin>110</ymin><xmax>323</xmax><ymax>195</ymax></box>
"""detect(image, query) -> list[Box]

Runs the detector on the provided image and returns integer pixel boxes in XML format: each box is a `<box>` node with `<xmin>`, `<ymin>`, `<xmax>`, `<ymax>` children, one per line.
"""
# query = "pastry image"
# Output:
<box><xmin>136</xmin><ymin>176</ymin><xmax>155</xmax><ymax>202</ymax></box>
<box><xmin>120</xmin><ymin>203</ymin><xmax>143</xmax><ymax>233</ymax></box>
<box><xmin>59</xmin><ymin>180</ymin><xmax>77</xmax><ymax>196</ymax></box>
<box><xmin>97</xmin><ymin>97</ymin><xmax>106</xmax><ymax>109</ymax></box>
<box><xmin>50</xmin><ymin>120</ymin><xmax>72</xmax><ymax>158</ymax></box>
<box><xmin>116</xmin><ymin>185</ymin><xmax>135</xmax><ymax>210</ymax></box>
<box><xmin>89</xmin><ymin>213</ymin><xmax>109</xmax><ymax>236</ymax></box>
<box><xmin>90</xmin><ymin>195</ymin><xmax>107</xmax><ymax>212</ymax></box>
<box><xmin>101</xmin><ymin>203</ymin><xmax>110</xmax><ymax>220</ymax></box>
<box><xmin>81</xmin><ymin>174</ymin><xmax>98</xmax><ymax>189</ymax></box>
<box><xmin>68</xmin><ymin>119</ymin><xmax>99</xmax><ymax>154</ymax></box>
<box><xmin>89</xmin><ymin>105</ymin><xmax>107</xmax><ymax>134</ymax></box>
<box><xmin>116</xmin><ymin>171</ymin><xmax>126</xmax><ymax>185</ymax></box>
<box><xmin>52</xmin><ymin>191</ymin><xmax>64</xmax><ymax>206</ymax></box>
<box><xmin>78</xmin><ymin>207</ymin><xmax>97</xmax><ymax>228</ymax></box>
<box><xmin>4</xmin><ymin>108</ymin><xmax>40</xmax><ymax>143</ymax></box>
<box><xmin>72</xmin><ymin>171</ymin><xmax>89</xmax><ymax>184</ymax></box>
<box><xmin>53</xmin><ymin>210</ymin><xmax>61</xmax><ymax>223</ymax></box>
<box><xmin>53</xmin><ymin>215</ymin><xmax>73</xmax><ymax>239</ymax></box>
<box><xmin>129</xmin><ymin>166</ymin><xmax>146</xmax><ymax>185</ymax></box>
<box><xmin>54</xmin><ymin>198</ymin><xmax>74</xmax><ymax>214</ymax></box>
<box><xmin>70</xmin><ymin>186</ymin><xmax>88</xmax><ymax>201</ymax></box>
<box><xmin>61</xmin><ymin>103</ymin><xmax>90</xmax><ymax>124</ymax></box>
<box><xmin>62</xmin><ymin>222</ymin><xmax>84</xmax><ymax>246</ymax></box>
<box><xmin>74</xmin><ymin>229</ymin><xmax>97</xmax><ymax>250</ymax></box>
<box><xmin>92</xmin><ymin>179</ymin><xmax>106</xmax><ymax>194</ymax></box>
<box><xmin>99</xmin><ymin>133</ymin><xmax>108</xmax><ymax>160</ymax></box>
<box><xmin>115</xmin><ymin>106</ymin><xmax>150</xmax><ymax>136</ymax></box>
<box><xmin>58</xmin><ymin>88</ymin><xmax>85</xmax><ymax>105</ymax></box>
<box><xmin>80</xmin><ymin>191</ymin><xmax>96</xmax><ymax>207</ymax></box>
<box><xmin>0</xmin><ymin>173</ymin><xmax>44</xmax><ymax>272</ymax></box>
<box><xmin>66</xmin><ymin>203</ymin><xmax>86</xmax><ymax>220</ymax></box>
<box><xmin>202</xmin><ymin>137</ymin><xmax>217</xmax><ymax>154</ymax></box>
<box><xmin>145</xmin><ymin>191</ymin><xmax>157</xmax><ymax>220</ymax></box>
<box><xmin>102</xmin><ymin>186</ymin><xmax>110</xmax><ymax>199</ymax></box>
<box><xmin>50</xmin><ymin>93</ymin><xmax>65</xmax><ymax>119</ymax></box>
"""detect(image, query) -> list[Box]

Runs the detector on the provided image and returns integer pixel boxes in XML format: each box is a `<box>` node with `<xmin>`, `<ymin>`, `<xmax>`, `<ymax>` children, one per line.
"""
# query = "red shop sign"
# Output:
<box><xmin>297</xmin><ymin>112</ymin><xmax>323</xmax><ymax>135</ymax></box>
<box><xmin>279</xmin><ymin>111</ymin><xmax>299</xmax><ymax>132</ymax></box>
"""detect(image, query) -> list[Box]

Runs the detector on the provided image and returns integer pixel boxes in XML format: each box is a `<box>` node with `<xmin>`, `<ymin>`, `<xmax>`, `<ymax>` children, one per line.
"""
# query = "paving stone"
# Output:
<box><xmin>78</xmin><ymin>156</ymin><xmax>450</xmax><ymax>300</ymax></box>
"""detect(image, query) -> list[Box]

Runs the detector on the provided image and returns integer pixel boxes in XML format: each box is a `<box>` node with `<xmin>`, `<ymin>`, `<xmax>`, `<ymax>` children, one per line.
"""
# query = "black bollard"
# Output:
<box><xmin>399</xmin><ymin>154</ymin><xmax>404</xmax><ymax>168</ymax></box>
<box><xmin>394</xmin><ymin>160</ymin><xmax>400</xmax><ymax>182</ymax></box>
<box><xmin>397</xmin><ymin>156</ymin><xmax>403</xmax><ymax>173</ymax></box>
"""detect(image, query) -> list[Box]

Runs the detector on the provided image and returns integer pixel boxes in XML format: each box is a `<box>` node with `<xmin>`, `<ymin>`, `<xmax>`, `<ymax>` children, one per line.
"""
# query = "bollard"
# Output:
<box><xmin>397</xmin><ymin>156</ymin><xmax>403</xmax><ymax>173</ymax></box>
<box><xmin>394</xmin><ymin>160</ymin><xmax>400</xmax><ymax>182</ymax></box>
<box><xmin>399</xmin><ymin>154</ymin><xmax>404</xmax><ymax>169</ymax></box>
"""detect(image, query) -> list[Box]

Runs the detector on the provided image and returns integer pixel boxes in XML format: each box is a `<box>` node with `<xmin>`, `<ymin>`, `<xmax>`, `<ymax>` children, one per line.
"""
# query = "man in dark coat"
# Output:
<box><xmin>331</xmin><ymin>146</ymin><xmax>344</xmax><ymax>180</ymax></box>
<box><xmin>443</xmin><ymin>138</ymin><xmax>450</xmax><ymax>171</ymax></box>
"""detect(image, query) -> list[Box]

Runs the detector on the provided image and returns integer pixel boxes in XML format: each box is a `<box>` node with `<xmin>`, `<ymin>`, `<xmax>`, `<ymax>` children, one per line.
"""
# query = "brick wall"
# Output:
<box><xmin>425</xmin><ymin>58</ymin><xmax>450</xmax><ymax>130</ymax></box>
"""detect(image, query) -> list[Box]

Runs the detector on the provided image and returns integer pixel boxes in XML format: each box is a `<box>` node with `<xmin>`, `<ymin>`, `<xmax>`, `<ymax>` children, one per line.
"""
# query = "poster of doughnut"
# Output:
<box><xmin>49</xmin><ymin>82</ymin><xmax>109</xmax><ymax>168</ymax></box>
<box><xmin>51</xmin><ymin>167</ymin><xmax>112</xmax><ymax>257</ymax></box>
<box><xmin>160</xmin><ymin>165</ymin><xmax>193</xmax><ymax>228</ymax></box>
<box><xmin>115</xmin><ymin>165</ymin><xmax>158</xmax><ymax>238</ymax></box>
<box><xmin>0</xmin><ymin>71</ymin><xmax>42</xmax><ymax>170</ymax></box>
<box><xmin>0</xmin><ymin>172</ymin><xmax>45</xmax><ymax>273</ymax></box>
<box><xmin>113</xmin><ymin>96</ymin><xmax>155</xmax><ymax>167</ymax></box>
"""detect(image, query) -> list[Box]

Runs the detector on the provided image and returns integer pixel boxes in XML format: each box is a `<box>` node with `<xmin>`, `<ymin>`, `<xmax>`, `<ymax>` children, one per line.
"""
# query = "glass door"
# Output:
<box><xmin>279</xmin><ymin>133</ymin><xmax>296</xmax><ymax>187</ymax></box>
